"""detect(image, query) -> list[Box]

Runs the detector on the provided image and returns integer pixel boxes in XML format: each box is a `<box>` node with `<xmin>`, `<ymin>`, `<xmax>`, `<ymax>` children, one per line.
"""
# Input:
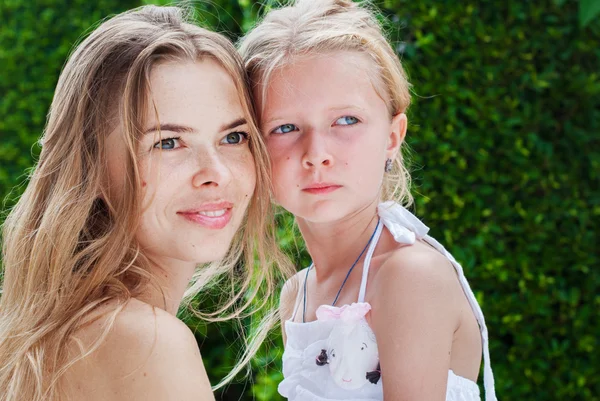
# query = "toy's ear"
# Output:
<box><xmin>339</xmin><ymin>302</ymin><xmax>371</xmax><ymax>322</ymax></box>
<box><xmin>316</xmin><ymin>304</ymin><xmax>344</xmax><ymax>321</ymax></box>
<box><xmin>316</xmin><ymin>349</ymin><xmax>329</xmax><ymax>366</ymax></box>
<box><xmin>366</xmin><ymin>363</ymin><xmax>381</xmax><ymax>384</ymax></box>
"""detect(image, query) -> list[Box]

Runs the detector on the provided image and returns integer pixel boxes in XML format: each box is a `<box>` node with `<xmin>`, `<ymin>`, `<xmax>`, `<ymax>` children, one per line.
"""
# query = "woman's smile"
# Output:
<box><xmin>177</xmin><ymin>201</ymin><xmax>234</xmax><ymax>229</ymax></box>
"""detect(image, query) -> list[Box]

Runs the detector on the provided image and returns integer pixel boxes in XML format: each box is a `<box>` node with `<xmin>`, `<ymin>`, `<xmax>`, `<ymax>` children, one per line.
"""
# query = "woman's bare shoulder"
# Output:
<box><xmin>63</xmin><ymin>298</ymin><xmax>214</xmax><ymax>401</ymax></box>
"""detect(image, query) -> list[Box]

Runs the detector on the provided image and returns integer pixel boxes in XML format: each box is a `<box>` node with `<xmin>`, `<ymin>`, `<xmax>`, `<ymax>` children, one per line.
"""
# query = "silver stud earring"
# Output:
<box><xmin>385</xmin><ymin>158</ymin><xmax>393</xmax><ymax>173</ymax></box>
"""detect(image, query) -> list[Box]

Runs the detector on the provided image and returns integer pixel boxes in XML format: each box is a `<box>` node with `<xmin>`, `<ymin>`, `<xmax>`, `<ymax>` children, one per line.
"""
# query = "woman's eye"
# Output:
<box><xmin>271</xmin><ymin>123</ymin><xmax>298</xmax><ymax>135</ymax></box>
<box><xmin>335</xmin><ymin>116</ymin><xmax>359</xmax><ymax>126</ymax></box>
<box><xmin>153</xmin><ymin>137</ymin><xmax>180</xmax><ymax>150</ymax></box>
<box><xmin>221</xmin><ymin>131</ymin><xmax>249</xmax><ymax>145</ymax></box>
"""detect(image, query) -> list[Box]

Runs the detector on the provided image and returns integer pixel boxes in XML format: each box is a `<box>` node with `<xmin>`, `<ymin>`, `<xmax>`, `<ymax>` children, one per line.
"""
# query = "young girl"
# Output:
<box><xmin>240</xmin><ymin>1</ymin><xmax>498</xmax><ymax>400</ymax></box>
<box><xmin>0</xmin><ymin>6</ymin><xmax>290</xmax><ymax>401</ymax></box>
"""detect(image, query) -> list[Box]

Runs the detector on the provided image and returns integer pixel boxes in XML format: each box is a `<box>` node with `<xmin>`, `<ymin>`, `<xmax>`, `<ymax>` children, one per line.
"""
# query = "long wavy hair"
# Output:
<box><xmin>0</xmin><ymin>6</ymin><xmax>293</xmax><ymax>400</ymax></box>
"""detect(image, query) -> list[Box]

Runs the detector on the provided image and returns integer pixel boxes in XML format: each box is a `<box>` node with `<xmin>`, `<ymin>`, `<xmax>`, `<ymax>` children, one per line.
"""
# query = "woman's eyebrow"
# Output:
<box><xmin>143</xmin><ymin>118</ymin><xmax>247</xmax><ymax>135</ymax></box>
<box><xmin>144</xmin><ymin>123</ymin><xmax>194</xmax><ymax>134</ymax></box>
<box><xmin>220</xmin><ymin>117</ymin><xmax>247</xmax><ymax>132</ymax></box>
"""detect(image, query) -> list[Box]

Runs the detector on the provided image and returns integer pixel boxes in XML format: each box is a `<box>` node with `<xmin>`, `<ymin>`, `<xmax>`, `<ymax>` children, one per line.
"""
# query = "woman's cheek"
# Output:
<box><xmin>228</xmin><ymin>148</ymin><xmax>256</xmax><ymax>196</ymax></box>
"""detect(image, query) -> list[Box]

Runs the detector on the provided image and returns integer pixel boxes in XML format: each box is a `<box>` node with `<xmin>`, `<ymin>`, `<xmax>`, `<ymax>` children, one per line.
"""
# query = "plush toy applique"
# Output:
<box><xmin>314</xmin><ymin>302</ymin><xmax>381</xmax><ymax>389</ymax></box>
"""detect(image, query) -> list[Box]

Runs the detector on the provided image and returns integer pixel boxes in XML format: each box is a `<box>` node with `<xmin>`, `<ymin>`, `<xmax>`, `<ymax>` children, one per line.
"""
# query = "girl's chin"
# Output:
<box><xmin>295</xmin><ymin>206</ymin><xmax>347</xmax><ymax>224</ymax></box>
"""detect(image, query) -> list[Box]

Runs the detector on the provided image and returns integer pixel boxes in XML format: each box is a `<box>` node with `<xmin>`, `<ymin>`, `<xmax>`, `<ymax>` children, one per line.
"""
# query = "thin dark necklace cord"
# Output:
<box><xmin>302</xmin><ymin>219</ymin><xmax>381</xmax><ymax>323</ymax></box>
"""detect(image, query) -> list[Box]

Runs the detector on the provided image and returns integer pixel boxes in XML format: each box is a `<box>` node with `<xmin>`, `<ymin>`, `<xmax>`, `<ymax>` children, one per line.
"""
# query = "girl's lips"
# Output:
<box><xmin>302</xmin><ymin>185</ymin><xmax>342</xmax><ymax>195</ymax></box>
<box><xmin>177</xmin><ymin>207</ymin><xmax>232</xmax><ymax>229</ymax></box>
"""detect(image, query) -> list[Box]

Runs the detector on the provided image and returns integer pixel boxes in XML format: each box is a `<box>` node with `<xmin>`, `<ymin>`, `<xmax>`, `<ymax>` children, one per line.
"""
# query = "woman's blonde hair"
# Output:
<box><xmin>239</xmin><ymin>0</ymin><xmax>413</xmax><ymax>206</ymax></box>
<box><xmin>0</xmin><ymin>5</ymin><xmax>292</xmax><ymax>400</ymax></box>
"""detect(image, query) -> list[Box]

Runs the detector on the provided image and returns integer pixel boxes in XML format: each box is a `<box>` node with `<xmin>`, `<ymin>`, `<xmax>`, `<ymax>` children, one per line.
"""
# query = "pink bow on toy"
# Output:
<box><xmin>315</xmin><ymin>302</ymin><xmax>371</xmax><ymax>323</ymax></box>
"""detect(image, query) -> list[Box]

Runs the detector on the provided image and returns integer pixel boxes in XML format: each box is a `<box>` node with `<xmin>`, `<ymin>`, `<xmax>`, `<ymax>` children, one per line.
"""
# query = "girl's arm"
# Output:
<box><xmin>279</xmin><ymin>272</ymin><xmax>302</xmax><ymax>346</ymax></box>
<box><xmin>370</xmin><ymin>249</ymin><xmax>460</xmax><ymax>401</ymax></box>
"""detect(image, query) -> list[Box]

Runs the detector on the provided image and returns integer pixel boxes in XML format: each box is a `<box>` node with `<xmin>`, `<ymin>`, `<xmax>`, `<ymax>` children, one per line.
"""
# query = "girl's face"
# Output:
<box><xmin>260</xmin><ymin>51</ymin><xmax>406</xmax><ymax>224</ymax></box>
<box><xmin>107</xmin><ymin>59</ymin><xmax>256</xmax><ymax>267</ymax></box>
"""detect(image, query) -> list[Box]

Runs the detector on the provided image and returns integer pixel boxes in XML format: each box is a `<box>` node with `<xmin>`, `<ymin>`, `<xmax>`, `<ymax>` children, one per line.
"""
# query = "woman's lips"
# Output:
<box><xmin>177</xmin><ymin>202</ymin><xmax>233</xmax><ymax>229</ymax></box>
<box><xmin>302</xmin><ymin>184</ymin><xmax>342</xmax><ymax>195</ymax></box>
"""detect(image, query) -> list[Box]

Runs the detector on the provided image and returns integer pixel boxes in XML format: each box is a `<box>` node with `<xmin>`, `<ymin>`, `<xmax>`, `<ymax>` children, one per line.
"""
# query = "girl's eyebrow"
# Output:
<box><xmin>263</xmin><ymin>116</ymin><xmax>285</xmax><ymax>126</ymax></box>
<box><xmin>143</xmin><ymin>118</ymin><xmax>247</xmax><ymax>135</ymax></box>
<box><xmin>329</xmin><ymin>105</ymin><xmax>366</xmax><ymax>111</ymax></box>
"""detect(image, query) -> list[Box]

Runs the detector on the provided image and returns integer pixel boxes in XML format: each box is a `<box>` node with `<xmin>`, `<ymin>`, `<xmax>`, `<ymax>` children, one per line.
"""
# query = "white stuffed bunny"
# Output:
<box><xmin>315</xmin><ymin>302</ymin><xmax>381</xmax><ymax>390</ymax></box>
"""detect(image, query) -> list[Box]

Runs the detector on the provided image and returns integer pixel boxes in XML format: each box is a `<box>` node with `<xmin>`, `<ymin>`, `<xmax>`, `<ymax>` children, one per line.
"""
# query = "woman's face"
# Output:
<box><xmin>259</xmin><ymin>51</ymin><xmax>405</xmax><ymax>224</ymax></box>
<box><xmin>107</xmin><ymin>59</ymin><xmax>256</xmax><ymax>267</ymax></box>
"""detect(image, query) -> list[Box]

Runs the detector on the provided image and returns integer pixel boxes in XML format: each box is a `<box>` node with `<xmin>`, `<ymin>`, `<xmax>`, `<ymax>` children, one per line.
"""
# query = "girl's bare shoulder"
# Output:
<box><xmin>369</xmin><ymin>240</ymin><xmax>460</xmax><ymax>308</ymax></box>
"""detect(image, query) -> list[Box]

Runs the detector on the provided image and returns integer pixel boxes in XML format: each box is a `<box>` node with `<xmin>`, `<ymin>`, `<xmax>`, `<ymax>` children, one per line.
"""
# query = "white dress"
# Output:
<box><xmin>278</xmin><ymin>202</ymin><xmax>498</xmax><ymax>401</ymax></box>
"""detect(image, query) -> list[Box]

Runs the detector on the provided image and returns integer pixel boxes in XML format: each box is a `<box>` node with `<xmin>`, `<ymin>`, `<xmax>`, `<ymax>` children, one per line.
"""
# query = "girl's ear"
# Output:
<box><xmin>386</xmin><ymin>113</ymin><xmax>407</xmax><ymax>160</ymax></box>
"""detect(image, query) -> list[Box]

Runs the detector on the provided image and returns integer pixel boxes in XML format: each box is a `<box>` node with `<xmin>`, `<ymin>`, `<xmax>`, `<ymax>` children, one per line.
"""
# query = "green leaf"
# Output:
<box><xmin>580</xmin><ymin>0</ymin><xmax>600</xmax><ymax>27</ymax></box>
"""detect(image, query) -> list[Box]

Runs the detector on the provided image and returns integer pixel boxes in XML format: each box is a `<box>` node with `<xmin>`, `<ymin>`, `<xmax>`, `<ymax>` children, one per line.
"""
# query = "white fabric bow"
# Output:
<box><xmin>316</xmin><ymin>302</ymin><xmax>371</xmax><ymax>323</ymax></box>
<box><xmin>377</xmin><ymin>201</ymin><xmax>430</xmax><ymax>244</ymax></box>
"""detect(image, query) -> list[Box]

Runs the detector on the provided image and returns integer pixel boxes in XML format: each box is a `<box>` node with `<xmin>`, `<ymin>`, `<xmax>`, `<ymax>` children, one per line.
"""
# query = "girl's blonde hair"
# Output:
<box><xmin>0</xmin><ymin>5</ymin><xmax>293</xmax><ymax>400</ymax></box>
<box><xmin>239</xmin><ymin>0</ymin><xmax>413</xmax><ymax>206</ymax></box>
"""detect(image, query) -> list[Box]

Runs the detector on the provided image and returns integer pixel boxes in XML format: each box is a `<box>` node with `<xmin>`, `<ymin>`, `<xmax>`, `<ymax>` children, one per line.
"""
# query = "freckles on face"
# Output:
<box><xmin>107</xmin><ymin>59</ymin><xmax>256</xmax><ymax>267</ymax></box>
<box><xmin>258</xmin><ymin>52</ymin><xmax>393</xmax><ymax>221</ymax></box>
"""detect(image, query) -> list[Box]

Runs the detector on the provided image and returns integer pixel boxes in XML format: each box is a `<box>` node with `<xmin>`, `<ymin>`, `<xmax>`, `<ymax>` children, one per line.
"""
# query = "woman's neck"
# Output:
<box><xmin>138</xmin><ymin>257</ymin><xmax>196</xmax><ymax>315</ymax></box>
<box><xmin>297</xmin><ymin>201</ymin><xmax>379</xmax><ymax>282</ymax></box>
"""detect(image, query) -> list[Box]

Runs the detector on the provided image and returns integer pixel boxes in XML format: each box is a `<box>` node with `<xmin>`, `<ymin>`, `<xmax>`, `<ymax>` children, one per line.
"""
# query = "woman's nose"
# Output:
<box><xmin>191</xmin><ymin>149</ymin><xmax>232</xmax><ymax>189</ymax></box>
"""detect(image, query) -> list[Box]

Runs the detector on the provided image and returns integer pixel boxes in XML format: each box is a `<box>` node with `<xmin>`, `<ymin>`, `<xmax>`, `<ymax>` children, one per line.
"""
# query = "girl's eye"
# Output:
<box><xmin>335</xmin><ymin>116</ymin><xmax>359</xmax><ymax>126</ymax></box>
<box><xmin>153</xmin><ymin>137</ymin><xmax>180</xmax><ymax>150</ymax></box>
<box><xmin>221</xmin><ymin>131</ymin><xmax>249</xmax><ymax>145</ymax></box>
<box><xmin>271</xmin><ymin>123</ymin><xmax>298</xmax><ymax>135</ymax></box>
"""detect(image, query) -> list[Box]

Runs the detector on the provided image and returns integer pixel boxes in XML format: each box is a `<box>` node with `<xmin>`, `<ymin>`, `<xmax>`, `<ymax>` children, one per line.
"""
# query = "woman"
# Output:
<box><xmin>0</xmin><ymin>5</ymin><xmax>290</xmax><ymax>401</ymax></box>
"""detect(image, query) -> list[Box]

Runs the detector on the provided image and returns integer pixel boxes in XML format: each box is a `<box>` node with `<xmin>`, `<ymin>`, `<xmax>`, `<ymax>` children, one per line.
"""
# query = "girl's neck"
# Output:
<box><xmin>297</xmin><ymin>201</ymin><xmax>379</xmax><ymax>282</ymax></box>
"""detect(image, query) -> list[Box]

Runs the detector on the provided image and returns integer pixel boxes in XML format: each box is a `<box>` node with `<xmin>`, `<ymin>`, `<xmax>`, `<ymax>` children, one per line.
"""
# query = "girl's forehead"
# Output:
<box><xmin>273</xmin><ymin>51</ymin><xmax>375</xmax><ymax>85</ymax></box>
<box><xmin>260</xmin><ymin>51</ymin><xmax>387</xmax><ymax>119</ymax></box>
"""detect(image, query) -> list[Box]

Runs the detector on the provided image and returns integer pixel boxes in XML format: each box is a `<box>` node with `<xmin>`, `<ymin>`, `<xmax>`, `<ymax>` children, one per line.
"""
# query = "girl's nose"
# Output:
<box><xmin>301</xmin><ymin>130</ymin><xmax>334</xmax><ymax>169</ymax></box>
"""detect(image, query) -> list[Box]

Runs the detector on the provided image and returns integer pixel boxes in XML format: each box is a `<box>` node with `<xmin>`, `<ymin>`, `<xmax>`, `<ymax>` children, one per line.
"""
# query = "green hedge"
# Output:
<box><xmin>1</xmin><ymin>1</ymin><xmax>598</xmax><ymax>400</ymax></box>
<box><xmin>388</xmin><ymin>1</ymin><xmax>599</xmax><ymax>399</ymax></box>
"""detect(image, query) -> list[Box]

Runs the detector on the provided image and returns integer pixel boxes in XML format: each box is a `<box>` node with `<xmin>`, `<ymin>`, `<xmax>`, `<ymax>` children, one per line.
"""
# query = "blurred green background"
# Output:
<box><xmin>1</xmin><ymin>0</ymin><xmax>599</xmax><ymax>400</ymax></box>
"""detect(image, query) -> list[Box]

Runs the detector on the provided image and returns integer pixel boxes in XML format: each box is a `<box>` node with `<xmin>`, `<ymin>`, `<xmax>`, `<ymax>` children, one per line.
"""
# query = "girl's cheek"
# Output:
<box><xmin>272</xmin><ymin>155</ymin><xmax>295</xmax><ymax>177</ymax></box>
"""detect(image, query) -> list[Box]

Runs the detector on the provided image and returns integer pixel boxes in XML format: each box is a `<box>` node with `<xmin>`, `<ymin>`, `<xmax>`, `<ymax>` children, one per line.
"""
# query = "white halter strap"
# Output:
<box><xmin>357</xmin><ymin>221</ymin><xmax>384</xmax><ymax>302</ymax></box>
<box><xmin>422</xmin><ymin>236</ymin><xmax>498</xmax><ymax>401</ymax></box>
<box><xmin>378</xmin><ymin>201</ymin><xmax>498</xmax><ymax>401</ymax></box>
